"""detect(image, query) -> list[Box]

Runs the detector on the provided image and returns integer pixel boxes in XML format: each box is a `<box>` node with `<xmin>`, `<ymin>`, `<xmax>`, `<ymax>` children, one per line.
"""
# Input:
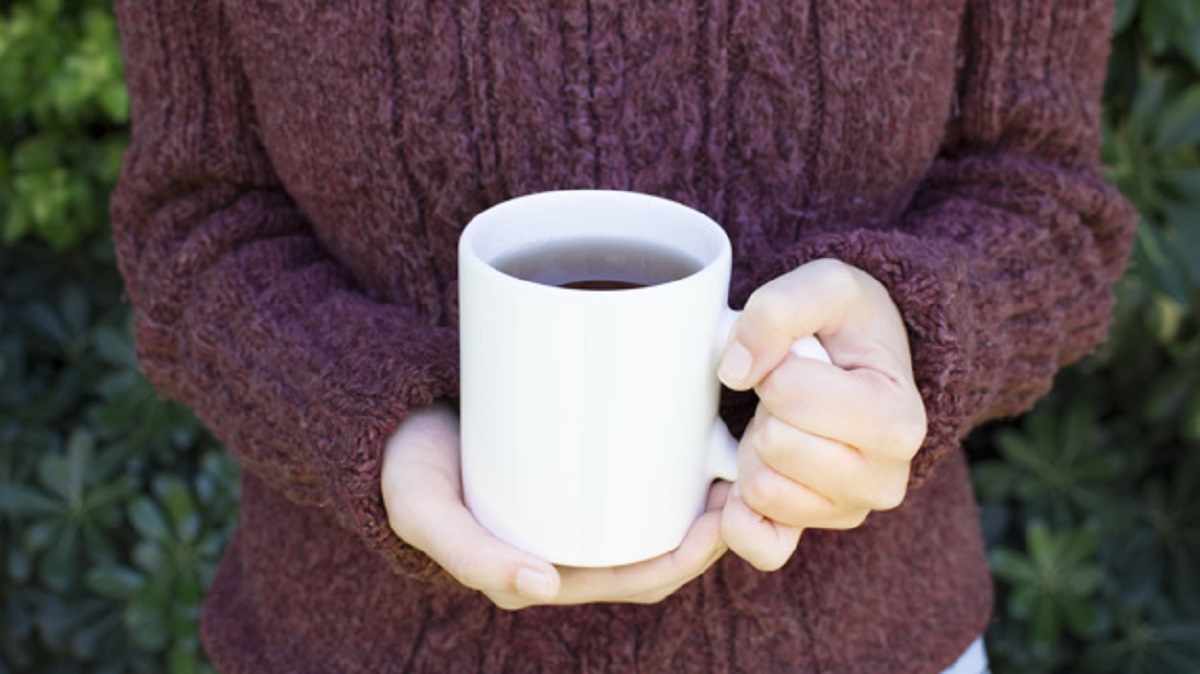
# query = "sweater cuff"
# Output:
<box><xmin>733</xmin><ymin>230</ymin><xmax>972</xmax><ymax>486</ymax></box>
<box><xmin>310</xmin><ymin>323</ymin><xmax>461</xmax><ymax>579</ymax></box>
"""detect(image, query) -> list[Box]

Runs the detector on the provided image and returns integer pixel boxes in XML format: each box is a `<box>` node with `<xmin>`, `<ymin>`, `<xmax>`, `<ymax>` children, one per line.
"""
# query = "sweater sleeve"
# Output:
<box><xmin>109</xmin><ymin>1</ymin><xmax>452</xmax><ymax>577</ymax></box>
<box><xmin>734</xmin><ymin>0</ymin><xmax>1137</xmax><ymax>484</ymax></box>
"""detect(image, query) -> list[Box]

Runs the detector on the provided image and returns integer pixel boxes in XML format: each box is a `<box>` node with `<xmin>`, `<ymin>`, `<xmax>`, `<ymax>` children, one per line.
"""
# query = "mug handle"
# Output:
<box><xmin>707</xmin><ymin>309</ymin><xmax>832</xmax><ymax>481</ymax></box>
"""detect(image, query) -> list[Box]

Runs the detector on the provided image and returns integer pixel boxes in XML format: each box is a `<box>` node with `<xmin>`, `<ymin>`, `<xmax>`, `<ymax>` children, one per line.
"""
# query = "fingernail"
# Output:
<box><xmin>515</xmin><ymin>567</ymin><xmax>556</xmax><ymax>600</ymax></box>
<box><xmin>718</xmin><ymin>340</ymin><xmax>753</xmax><ymax>386</ymax></box>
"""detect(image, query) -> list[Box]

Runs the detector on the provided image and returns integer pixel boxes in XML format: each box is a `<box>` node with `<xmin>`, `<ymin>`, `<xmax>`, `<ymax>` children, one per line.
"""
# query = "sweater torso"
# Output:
<box><xmin>226</xmin><ymin>1</ymin><xmax>961</xmax><ymax>319</ymax></box>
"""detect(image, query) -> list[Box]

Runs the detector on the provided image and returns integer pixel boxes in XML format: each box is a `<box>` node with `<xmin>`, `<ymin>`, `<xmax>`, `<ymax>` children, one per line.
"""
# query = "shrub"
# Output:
<box><xmin>0</xmin><ymin>0</ymin><xmax>128</xmax><ymax>249</ymax></box>
<box><xmin>2</xmin><ymin>3</ymin><xmax>236</xmax><ymax>672</ymax></box>
<box><xmin>0</xmin><ymin>240</ymin><xmax>239</xmax><ymax>674</ymax></box>
<box><xmin>975</xmin><ymin>1</ymin><xmax>1200</xmax><ymax>671</ymax></box>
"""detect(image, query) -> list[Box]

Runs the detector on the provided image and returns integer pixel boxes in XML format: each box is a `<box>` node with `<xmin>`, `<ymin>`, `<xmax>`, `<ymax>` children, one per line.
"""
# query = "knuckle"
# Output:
<box><xmin>729</xmin><ymin>532</ymin><xmax>785</xmax><ymax>572</ymax></box>
<box><xmin>755</xmin><ymin>375</ymin><xmax>794</xmax><ymax>417</ymax></box>
<box><xmin>811</xmin><ymin>258</ymin><xmax>865</xmax><ymax>304</ymax></box>
<box><xmin>739</xmin><ymin>470</ymin><xmax>782</xmax><ymax>515</ymax></box>
<box><xmin>746</xmin><ymin>281</ymin><xmax>790</xmax><ymax>314</ymax></box>
<box><xmin>751</xmin><ymin>414</ymin><xmax>794</xmax><ymax>464</ymax></box>
<box><xmin>891</xmin><ymin>401</ymin><xmax>928</xmax><ymax>456</ymax></box>
<box><xmin>866</xmin><ymin>479</ymin><xmax>908</xmax><ymax>511</ymax></box>
<box><xmin>743</xmin><ymin>285</ymin><xmax>794</xmax><ymax>335</ymax></box>
<box><xmin>870</xmin><ymin>388</ymin><xmax>926</xmax><ymax>463</ymax></box>
<box><xmin>755</xmin><ymin>537</ymin><xmax>798</xmax><ymax>571</ymax></box>
<box><xmin>831</xmin><ymin>510</ymin><xmax>870</xmax><ymax>530</ymax></box>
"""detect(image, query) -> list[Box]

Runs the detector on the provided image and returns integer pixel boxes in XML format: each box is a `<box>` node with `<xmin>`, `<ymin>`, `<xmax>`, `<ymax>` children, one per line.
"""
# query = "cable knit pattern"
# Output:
<box><xmin>110</xmin><ymin>1</ymin><xmax>1135</xmax><ymax>672</ymax></box>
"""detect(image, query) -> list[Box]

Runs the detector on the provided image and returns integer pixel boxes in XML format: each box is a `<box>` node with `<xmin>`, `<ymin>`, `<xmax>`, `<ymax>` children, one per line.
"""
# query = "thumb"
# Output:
<box><xmin>407</xmin><ymin>496</ymin><xmax>562</xmax><ymax>603</ymax></box>
<box><xmin>381</xmin><ymin>407</ymin><xmax>561</xmax><ymax>604</ymax></box>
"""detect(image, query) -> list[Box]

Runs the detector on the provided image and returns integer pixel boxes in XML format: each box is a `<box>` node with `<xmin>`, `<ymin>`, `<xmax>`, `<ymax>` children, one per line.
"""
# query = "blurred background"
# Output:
<box><xmin>1</xmin><ymin>1</ymin><xmax>1197</xmax><ymax>672</ymax></box>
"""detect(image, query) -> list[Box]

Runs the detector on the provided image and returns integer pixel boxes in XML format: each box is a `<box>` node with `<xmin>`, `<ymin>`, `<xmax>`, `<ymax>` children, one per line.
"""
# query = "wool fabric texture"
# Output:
<box><xmin>110</xmin><ymin>1</ymin><xmax>1136</xmax><ymax>672</ymax></box>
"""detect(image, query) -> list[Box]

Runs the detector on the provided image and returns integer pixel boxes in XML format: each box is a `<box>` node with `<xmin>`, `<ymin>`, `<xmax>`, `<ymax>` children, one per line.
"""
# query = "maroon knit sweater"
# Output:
<box><xmin>110</xmin><ymin>2</ymin><xmax>1135</xmax><ymax>672</ymax></box>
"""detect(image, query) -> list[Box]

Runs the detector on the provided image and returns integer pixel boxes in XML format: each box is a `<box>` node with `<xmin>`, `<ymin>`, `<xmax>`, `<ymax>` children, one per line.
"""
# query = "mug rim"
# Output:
<box><xmin>459</xmin><ymin>189</ymin><xmax>732</xmax><ymax>296</ymax></box>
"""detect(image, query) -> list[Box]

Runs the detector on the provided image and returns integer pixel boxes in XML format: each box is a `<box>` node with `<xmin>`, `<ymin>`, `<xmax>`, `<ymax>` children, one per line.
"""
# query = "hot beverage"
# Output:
<box><xmin>494</xmin><ymin>238</ymin><xmax>701</xmax><ymax>290</ymax></box>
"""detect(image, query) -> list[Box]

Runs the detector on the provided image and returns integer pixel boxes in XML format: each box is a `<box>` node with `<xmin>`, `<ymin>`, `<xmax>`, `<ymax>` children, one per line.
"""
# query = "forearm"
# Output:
<box><xmin>112</xmin><ymin>0</ymin><xmax>459</xmax><ymax>575</ymax></box>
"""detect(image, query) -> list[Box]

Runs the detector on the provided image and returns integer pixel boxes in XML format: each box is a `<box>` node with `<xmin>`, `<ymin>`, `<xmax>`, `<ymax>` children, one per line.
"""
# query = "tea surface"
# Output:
<box><xmin>494</xmin><ymin>238</ymin><xmax>701</xmax><ymax>290</ymax></box>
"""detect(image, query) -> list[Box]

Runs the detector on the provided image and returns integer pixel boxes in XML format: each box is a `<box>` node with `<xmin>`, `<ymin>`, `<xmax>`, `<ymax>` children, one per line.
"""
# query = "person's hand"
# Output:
<box><xmin>717</xmin><ymin>258</ymin><xmax>927</xmax><ymax>571</ymax></box>
<box><xmin>381</xmin><ymin>402</ymin><xmax>729</xmax><ymax>610</ymax></box>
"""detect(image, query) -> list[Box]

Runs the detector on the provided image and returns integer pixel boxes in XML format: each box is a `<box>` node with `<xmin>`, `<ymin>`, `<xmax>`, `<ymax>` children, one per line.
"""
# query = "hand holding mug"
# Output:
<box><xmin>381</xmin><ymin>402</ymin><xmax>729</xmax><ymax>610</ymax></box>
<box><xmin>718</xmin><ymin>259</ymin><xmax>928</xmax><ymax>572</ymax></box>
<box><xmin>384</xmin><ymin>192</ymin><xmax>921</xmax><ymax>610</ymax></box>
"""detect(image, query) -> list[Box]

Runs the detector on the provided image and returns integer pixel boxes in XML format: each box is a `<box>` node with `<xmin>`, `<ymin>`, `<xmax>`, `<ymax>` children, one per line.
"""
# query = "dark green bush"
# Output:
<box><xmin>974</xmin><ymin>1</ymin><xmax>1200</xmax><ymax>672</ymax></box>
<box><xmin>2</xmin><ymin>5</ymin><xmax>238</xmax><ymax>672</ymax></box>
<box><xmin>0</xmin><ymin>1</ymin><xmax>1197</xmax><ymax>672</ymax></box>
<box><xmin>0</xmin><ymin>240</ymin><xmax>239</xmax><ymax>674</ymax></box>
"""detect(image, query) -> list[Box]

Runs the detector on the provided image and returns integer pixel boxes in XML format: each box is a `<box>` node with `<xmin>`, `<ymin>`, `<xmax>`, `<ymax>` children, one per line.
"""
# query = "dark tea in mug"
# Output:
<box><xmin>494</xmin><ymin>238</ymin><xmax>702</xmax><ymax>290</ymax></box>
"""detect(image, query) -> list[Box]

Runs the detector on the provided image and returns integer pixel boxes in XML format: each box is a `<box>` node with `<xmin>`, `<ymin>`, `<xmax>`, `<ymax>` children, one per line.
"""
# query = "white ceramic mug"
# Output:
<box><xmin>458</xmin><ymin>190</ymin><xmax>828</xmax><ymax>567</ymax></box>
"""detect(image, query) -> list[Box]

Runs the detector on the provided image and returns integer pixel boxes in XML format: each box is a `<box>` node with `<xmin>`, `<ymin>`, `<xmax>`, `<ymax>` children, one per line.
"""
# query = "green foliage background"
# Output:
<box><xmin>1</xmin><ymin>1</ymin><xmax>1197</xmax><ymax>672</ymax></box>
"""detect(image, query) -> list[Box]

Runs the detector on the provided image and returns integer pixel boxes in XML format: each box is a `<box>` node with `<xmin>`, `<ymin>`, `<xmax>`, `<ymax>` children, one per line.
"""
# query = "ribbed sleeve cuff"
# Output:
<box><xmin>305</xmin><ymin>316</ymin><xmax>461</xmax><ymax>579</ymax></box>
<box><xmin>732</xmin><ymin>230</ymin><xmax>972</xmax><ymax>486</ymax></box>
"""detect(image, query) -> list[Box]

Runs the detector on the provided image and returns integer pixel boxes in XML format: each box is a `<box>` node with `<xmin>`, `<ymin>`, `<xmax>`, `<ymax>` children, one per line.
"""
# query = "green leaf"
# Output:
<box><xmin>125</xmin><ymin>599</ymin><xmax>171</xmax><ymax>652</ymax></box>
<box><xmin>65</xmin><ymin>428</ymin><xmax>93</xmax><ymax>504</ymax></box>
<box><xmin>1060</xmin><ymin>526</ymin><xmax>1099</xmax><ymax>565</ymax></box>
<box><xmin>972</xmin><ymin>460</ymin><xmax>1017</xmax><ymax>501</ymax></box>
<box><xmin>153</xmin><ymin>476</ymin><xmax>200</xmax><ymax>543</ymax></box>
<box><xmin>1140</xmin><ymin>0</ymin><xmax>1175</xmax><ymax>55</ymax></box>
<box><xmin>1134</xmin><ymin>225</ymin><xmax>1192</xmax><ymax>311</ymax></box>
<box><xmin>58</xmin><ymin>283</ymin><xmax>90</xmax><ymax>339</ymax></box>
<box><xmin>86</xmin><ymin>477</ymin><xmax>134</xmax><ymax>513</ymax></box>
<box><xmin>1114</xmin><ymin>527</ymin><xmax>1163</xmax><ymax>606</ymax></box>
<box><xmin>23</xmin><ymin>518</ymin><xmax>60</xmax><ymax>552</ymax></box>
<box><xmin>1113</xmin><ymin>0</ymin><xmax>1138</xmax><ymax>34</ymax></box>
<box><xmin>70</xmin><ymin>610</ymin><xmax>121</xmax><ymax>660</ymax></box>
<box><xmin>1161</xmin><ymin>201</ymin><xmax>1200</xmax><ymax>288</ymax></box>
<box><xmin>1144</xmin><ymin>293</ymin><xmax>1186</xmax><ymax>345</ymax></box>
<box><xmin>85</xmin><ymin>565</ymin><xmax>145</xmax><ymax>599</ymax></box>
<box><xmin>1143</xmin><ymin>366</ymin><xmax>1198</xmax><ymax>421</ymax></box>
<box><xmin>7</xmin><ymin>540</ymin><xmax>34</xmax><ymax>583</ymax></box>
<box><xmin>0</xmin><ymin>482</ymin><xmax>58</xmax><ymax>515</ymax></box>
<box><xmin>1060</xmin><ymin>402</ymin><xmax>1099</xmax><ymax>462</ymax></box>
<box><xmin>39</xmin><ymin>526</ymin><xmax>78</xmax><ymax>593</ymax></box>
<box><xmin>128</xmin><ymin>497</ymin><xmax>170</xmax><ymax>541</ymax></box>
<box><xmin>169</xmin><ymin>643</ymin><xmax>200</xmax><ymax>674</ymax></box>
<box><xmin>1031</xmin><ymin>595</ymin><xmax>1061</xmax><ymax>646</ymax></box>
<box><xmin>175</xmin><ymin>571</ymin><xmax>203</xmax><ymax>609</ymax></box>
<box><xmin>132</xmin><ymin>539</ymin><xmax>168</xmax><ymax>573</ymax></box>
<box><xmin>1061</xmin><ymin>595</ymin><xmax>1101</xmax><ymax>637</ymax></box>
<box><xmin>1069</xmin><ymin>567</ymin><xmax>1107</xmax><ymax>595</ymax></box>
<box><xmin>91</xmin><ymin>325</ymin><xmax>136</xmax><ymax>368</ymax></box>
<box><xmin>1153</xmin><ymin>84</ymin><xmax>1200</xmax><ymax>151</ymax></box>
<box><xmin>995</xmin><ymin>430</ymin><xmax>1044</xmax><ymax>472</ymax></box>
<box><xmin>1163</xmin><ymin>168</ymin><xmax>1200</xmax><ymax>204</ymax></box>
<box><xmin>1169</xmin><ymin>12</ymin><xmax>1200</xmax><ymax>73</ymax></box>
<box><xmin>1027</xmin><ymin>521</ymin><xmax>1054</xmax><ymax>562</ymax></box>
<box><xmin>1130</xmin><ymin>71</ymin><xmax>1168</xmax><ymax>137</ymax></box>
<box><xmin>991</xmin><ymin>548</ymin><xmax>1035</xmax><ymax>584</ymax></box>
<box><xmin>25</xmin><ymin>301</ymin><xmax>71</xmax><ymax>348</ymax></box>
<box><xmin>37</xmin><ymin>453</ymin><xmax>71</xmax><ymax>503</ymax></box>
